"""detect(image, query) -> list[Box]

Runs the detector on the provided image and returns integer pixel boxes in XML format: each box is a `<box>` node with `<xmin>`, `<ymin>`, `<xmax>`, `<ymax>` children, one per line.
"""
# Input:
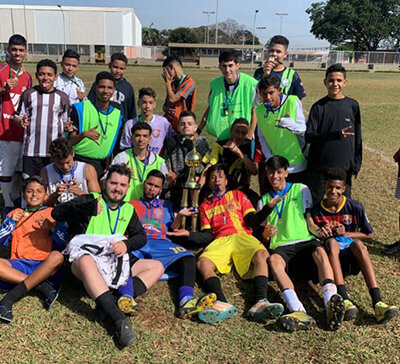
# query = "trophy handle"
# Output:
<box><xmin>180</xmin><ymin>188</ymin><xmax>189</xmax><ymax>228</ymax></box>
<box><xmin>191</xmin><ymin>189</ymin><xmax>200</xmax><ymax>231</ymax></box>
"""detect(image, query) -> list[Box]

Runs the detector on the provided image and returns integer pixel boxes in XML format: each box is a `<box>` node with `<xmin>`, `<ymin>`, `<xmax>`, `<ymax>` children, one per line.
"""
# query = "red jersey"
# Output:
<box><xmin>199</xmin><ymin>190</ymin><xmax>255</xmax><ymax>239</ymax></box>
<box><xmin>0</xmin><ymin>62</ymin><xmax>32</xmax><ymax>141</ymax></box>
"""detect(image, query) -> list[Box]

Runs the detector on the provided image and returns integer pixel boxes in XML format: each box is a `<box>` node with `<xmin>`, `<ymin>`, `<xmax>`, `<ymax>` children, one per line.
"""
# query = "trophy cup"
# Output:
<box><xmin>180</xmin><ymin>143</ymin><xmax>203</xmax><ymax>231</ymax></box>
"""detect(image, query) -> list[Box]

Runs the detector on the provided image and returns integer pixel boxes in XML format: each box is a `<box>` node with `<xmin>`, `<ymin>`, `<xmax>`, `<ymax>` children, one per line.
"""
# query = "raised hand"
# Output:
<box><xmin>83</xmin><ymin>125</ymin><xmax>101</xmax><ymax>145</ymax></box>
<box><xmin>166</xmin><ymin>229</ymin><xmax>190</xmax><ymax>237</ymax></box>
<box><xmin>96</xmin><ymin>195</ymin><xmax>103</xmax><ymax>215</ymax></box>
<box><xmin>267</xmin><ymin>193</ymin><xmax>287</xmax><ymax>208</ymax></box>
<box><xmin>110</xmin><ymin>241</ymin><xmax>127</xmax><ymax>257</ymax></box>
<box><xmin>11</xmin><ymin>210</ymin><xmax>25</xmax><ymax>222</ymax></box>
<box><xmin>64</xmin><ymin>117</ymin><xmax>74</xmax><ymax>132</ymax></box>
<box><xmin>341</xmin><ymin>125</ymin><xmax>355</xmax><ymax>139</ymax></box>
<box><xmin>20</xmin><ymin>112</ymin><xmax>29</xmax><ymax>128</ymax></box>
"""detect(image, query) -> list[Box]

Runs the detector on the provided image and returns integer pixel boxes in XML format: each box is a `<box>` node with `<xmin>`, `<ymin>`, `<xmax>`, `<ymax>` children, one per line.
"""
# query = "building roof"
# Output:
<box><xmin>168</xmin><ymin>43</ymin><xmax>265</xmax><ymax>50</ymax></box>
<box><xmin>0</xmin><ymin>5</ymin><xmax>134</xmax><ymax>13</ymax></box>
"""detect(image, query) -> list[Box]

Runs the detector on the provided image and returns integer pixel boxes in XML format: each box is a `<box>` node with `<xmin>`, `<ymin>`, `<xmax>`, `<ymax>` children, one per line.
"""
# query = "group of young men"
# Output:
<box><xmin>0</xmin><ymin>33</ymin><xmax>398</xmax><ymax>349</ymax></box>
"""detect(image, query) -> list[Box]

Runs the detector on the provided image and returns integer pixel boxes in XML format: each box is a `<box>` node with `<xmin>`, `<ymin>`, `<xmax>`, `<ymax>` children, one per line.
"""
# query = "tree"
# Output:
<box><xmin>168</xmin><ymin>27</ymin><xmax>200</xmax><ymax>44</ymax></box>
<box><xmin>306</xmin><ymin>0</ymin><xmax>400</xmax><ymax>51</ymax></box>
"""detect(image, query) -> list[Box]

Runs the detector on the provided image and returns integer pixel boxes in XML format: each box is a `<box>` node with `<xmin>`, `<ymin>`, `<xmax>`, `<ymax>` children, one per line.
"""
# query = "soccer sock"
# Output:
<box><xmin>35</xmin><ymin>281</ymin><xmax>54</xmax><ymax>298</ymax></box>
<box><xmin>336</xmin><ymin>284</ymin><xmax>350</xmax><ymax>300</ymax></box>
<box><xmin>118</xmin><ymin>276</ymin><xmax>134</xmax><ymax>299</ymax></box>
<box><xmin>253</xmin><ymin>275</ymin><xmax>268</xmax><ymax>302</ymax></box>
<box><xmin>0</xmin><ymin>281</ymin><xmax>28</xmax><ymax>310</ymax></box>
<box><xmin>177</xmin><ymin>256</ymin><xmax>196</xmax><ymax>288</ymax></box>
<box><xmin>0</xmin><ymin>179</ymin><xmax>13</xmax><ymax>208</ymax></box>
<box><xmin>132</xmin><ymin>277</ymin><xmax>147</xmax><ymax>298</ymax></box>
<box><xmin>369</xmin><ymin>287</ymin><xmax>382</xmax><ymax>308</ymax></box>
<box><xmin>178</xmin><ymin>285</ymin><xmax>195</xmax><ymax>307</ymax></box>
<box><xmin>282</xmin><ymin>288</ymin><xmax>306</xmax><ymax>313</ymax></box>
<box><xmin>204</xmin><ymin>276</ymin><xmax>227</xmax><ymax>303</ymax></box>
<box><xmin>322</xmin><ymin>279</ymin><xmax>337</xmax><ymax>307</ymax></box>
<box><xmin>95</xmin><ymin>290</ymin><xmax>126</xmax><ymax>325</ymax></box>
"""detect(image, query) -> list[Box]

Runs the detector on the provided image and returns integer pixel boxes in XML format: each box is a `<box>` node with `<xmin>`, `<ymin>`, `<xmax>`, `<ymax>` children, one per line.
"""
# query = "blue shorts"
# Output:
<box><xmin>336</xmin><ymin>236</ymin><xmax>354</xmax><ymax>250</ymax></box>
<box><xmin>131</xmin><ymin>238</ymin><xmax>193</xmax><ymax>270</ymax></box>
<box><xmin>0</xmin><ymin>259</ymin><xmax>43</xmax><ymax>291</ymax></box>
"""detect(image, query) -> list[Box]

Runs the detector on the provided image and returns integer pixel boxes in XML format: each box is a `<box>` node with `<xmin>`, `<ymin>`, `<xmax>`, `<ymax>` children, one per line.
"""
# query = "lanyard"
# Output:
<box><xmin>264</xmin><ymin>94</ymin><xmax>283</xmax><ymax>118</ymax></box>
<box><xmin>8</xmin><ymin>62</ymin><xmax>21</xmax><ymax>79</ymax></box>
<box><xmin>132</xmin><ymin>151</ymin><xmax>149</xmax><ymax>182</ymax></box>
<box><xmin>269</xmin><ymin>182</ymin><xmax>292</xmax><ymax>221</ymax></box>
<box><xmin>211</xmin><ymin>189</ymin><xmax>227</xmax><ymax>203</ymax></box>
<box><xmin>61</xmin><ymin>73</ymin><xmax>81</xmax><ymax>89</ymax></box>
<box><xmin>55</xmin><ymin>164</ymin><xmax>75</xmax><ymax>184</ymax></box>
<box><xmin>223</xmin><ymin>73</ymin><xmax>239</xmax><ymax>113</ymax></box>
<box><xmin>97</xmin><ymin>109</ymin><xmax>109</xmax><ymax>139</ymax></box>
<box><xmin>106</xmin><ymin>203</ymin><xmax>121</xmax><ymax>235</ymax></box>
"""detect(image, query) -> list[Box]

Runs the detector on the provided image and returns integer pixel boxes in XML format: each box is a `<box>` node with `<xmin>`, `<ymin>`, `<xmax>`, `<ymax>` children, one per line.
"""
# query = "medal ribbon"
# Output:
<box><xmin>269</xmin><ymin>182</ymin><xmax>292</xmax><ymax>221</ymax></box>
<box><xmin>223</xmin><ymin>73</ymin><xmax>239</xmax><ymax>114</ymax></box>
<box><xmin>132</xmin><ymin>151</ymin><xmax>149</xmax><ymax>183</ymax></box>
<box><xmin>106</xmin><ymin>203</ymin><xmax>121</xmax><ymax>235</ymax></box>
<box><xmin>8</xmin><ymin>61</ymin><xmax>22</xmax><ymax>79</ymax></box>
<box><xmin>97</xmin><ymin>109</ymin><xmax>109</xmax><ymax>139</ymax></box>
<box><xmin>55</xmin><ymin>164</ymin><xmax>75</xmax><ymax>184</ymax></box>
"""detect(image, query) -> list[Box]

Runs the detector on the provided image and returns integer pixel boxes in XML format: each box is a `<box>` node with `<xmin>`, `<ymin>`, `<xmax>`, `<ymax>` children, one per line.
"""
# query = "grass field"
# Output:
<box><xmin>1</xmin><ymin>64</ymin><xmax>400</xmax><ymax>364</ymax></box>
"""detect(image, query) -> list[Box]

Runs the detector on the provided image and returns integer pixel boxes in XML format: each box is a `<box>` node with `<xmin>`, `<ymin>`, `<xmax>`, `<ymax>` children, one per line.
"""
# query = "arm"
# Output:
<box><xmin>85</xmin><ymin>164</ymin><xmax>101</xmax><ymax>193</ymax></box>
<box><xmin>40</xmin><ymin>168</ymin><xmax>67</xmax><ymax>207</ymax></box>
<box><xmin>244</xmin><ymin>203</ymin><xmax>273</xmax><ymax>227</ymax></box>
<box><xmin>352</xmin><ymin>104</ymin><xmax>362</xmax><ymax>174</ymax></box>
<box><xmin>52</xmin><ymin>194</ymin><xmax>98</xmax><ymax>221</ymax></box>
<box><xmin>248</xmin><ymin>107</ymin><xmax>258</xmax><ymax>139</ymax></box>
<box><xmin>188</xmin><ymin>229</ymin><xmax>214</xmax><ymax>245</ymax></box>
<box><xmin>276</xmin><ymin>99</ymin><xmax>306</xmax><ymax>135</ymax></box>
<box><xmin>0</xmin><ymin>216</ymin><xmax>16</xmax><ymax>246</ymax></box>
<box><xmin>68</xmin><ymin>105</ymin><xmax>100</xmax><ymax>146</ymax></box>
<box><xmin>198</xmin><ymin>106</ymin><xmax>209</xmax><ymax>134</ymax></box>
<box><xmin>124</xmin><ymin>210</ymin><xmax>147</xmax><ymax>251</ymax></box>
<box><xmin>224</xmin><ymin>141</ymin><xmax>258</xmax><ymax>175</ymax></box>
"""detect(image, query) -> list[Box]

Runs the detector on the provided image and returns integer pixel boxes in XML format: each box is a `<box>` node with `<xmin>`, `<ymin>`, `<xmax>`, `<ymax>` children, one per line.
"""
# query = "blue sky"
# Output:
<box><xmin>0</xmin><ymin>0</ymin><xmax>329</xmax><ymax>48</ymax></box>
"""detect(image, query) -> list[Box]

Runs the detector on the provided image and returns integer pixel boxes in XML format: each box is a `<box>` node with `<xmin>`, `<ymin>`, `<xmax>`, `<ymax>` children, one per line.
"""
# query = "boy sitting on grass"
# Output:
<box><xmin>0</xmin><ymin>176</ymin><xmax>67</xmax><ymax>323</ymax></box>
<box><xmin>307</xmin><ymin>168</ymin><xmax>399</xmax><ymax>324</ymax></box>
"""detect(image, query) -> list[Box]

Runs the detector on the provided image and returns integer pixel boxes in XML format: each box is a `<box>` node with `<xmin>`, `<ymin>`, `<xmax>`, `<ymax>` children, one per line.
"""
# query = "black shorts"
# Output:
<box><xmin>339</xmin><ymin>247</ymin><xmax>361</xmax><ymax>277</ymax></box>
<box><xmin>271</xmin><ymin>239</ymin><xmax>323</xmax><ymax>265</ymax></box>
<box><xmin>23</xmin><ymin>156</ymin><xmax>52</xmax><ymax>177</ymax></box>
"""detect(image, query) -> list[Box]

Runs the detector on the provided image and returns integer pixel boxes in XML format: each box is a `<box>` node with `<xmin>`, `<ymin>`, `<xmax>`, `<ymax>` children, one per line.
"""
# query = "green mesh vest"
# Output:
<box><xmin>280</xmin><ymin>68</ymin><xmax>295</xmax><ymax>95</ymax></box>
<box><xmin>86</xmin><ymin>193</ymin><xmax>134</xmax><ymax>235</ymax></box>
<box><xmin>261</xmin><ymin>183</ymin><xmax>314</xmax><ymax>250</ymax></box>
<box><xmin>207</xmin><ymin>73</ymin><xmax>258</xmax><ymax>140</ymax></box>
<box><xmin>256</xmin><ymin>95</ymin><xmax>306</xmax><ymax>167</ymax></box>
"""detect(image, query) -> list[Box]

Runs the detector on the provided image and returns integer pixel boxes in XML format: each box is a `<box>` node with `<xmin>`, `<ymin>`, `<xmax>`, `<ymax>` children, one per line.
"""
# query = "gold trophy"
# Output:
<box><xmin>180</xmin><ymin>142</ymin><xmax>203</xmax><ymax>231</ymax></box>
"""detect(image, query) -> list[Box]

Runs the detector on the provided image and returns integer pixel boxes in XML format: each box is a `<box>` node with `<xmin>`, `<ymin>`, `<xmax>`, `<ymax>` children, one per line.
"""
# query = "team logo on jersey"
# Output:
<box><xmin>152</xmin><ymin>129</ymin><xmax>161</xmax><ymax>138</ymax></box>
<box><xmin>226</xmin><ymin>202</ymin><xmax>237</xmax><ymax>211</ymax></box>
<box><xmin>282</xmin><ymin>78</ymin><xmax>290</xmax><ymax>87</ymax></box>
<box><xmin>9</xmin><ymin>92</ymin><xmax>21</xmax><ymax>110</ymax></box>
<box><xmin>342</xmin><ymin>214</ymin><xmax>353</xmax><ymax>225</ymax></box>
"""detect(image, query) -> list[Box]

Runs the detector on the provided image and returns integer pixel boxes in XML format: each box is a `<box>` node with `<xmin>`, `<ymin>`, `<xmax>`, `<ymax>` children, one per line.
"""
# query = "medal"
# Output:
<box><xmin>102</xmin><ymin>134</ymin><xmax>107</xmax><ymax>140</ymax></box>
<box><xmin>97</xmin><ymin>108</ymin><xmax>109</xmax><ymax>140</ymax></box>
<box><xmin>24</xmin><ymin>211</ymin><xmax>30</xmax><ymax>217</ymax></box>
<box><xmin>269</xmin><ymin>183</ymin><xmax>292</xmax><ymax>225</ymax></box>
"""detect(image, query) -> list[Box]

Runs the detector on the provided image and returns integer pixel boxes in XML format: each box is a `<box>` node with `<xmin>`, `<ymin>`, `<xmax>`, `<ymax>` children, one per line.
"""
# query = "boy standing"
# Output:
<box><xmin>307</xmin><ymin>169</ymin><xmax>398</xmax><ymax>324</ymax></box>
<box><xmin>54</xmin><ymin>49</ymin><xmax>86</xmax><ymax>106</ymax></box>
<box><xmin>14</xmin><ymin>59</ymin><xmax>70</xmax><ymax>177</ymax></box>
<box><xmin>162</xmin><ymin>55</ymin><xmax>197</xmax><ymax>134</ymax></box>
<box><xmin>120</xmin><ymin>87</ymin><xmax>174</xmax><ymax>154</ymax></box>
<box><xmin>198</xmin><ymin>50</ymin><xmax>258</xmax><ymax>141</ymax></box>
<box><xmin>0</xmin><ymin>34</ymin><xmax>32</xmax><ymax>212</ymax></box>
<box><xmin>306</xmin><ymin>64</ymin><xmax>362</xmax><ymax>203</ymax></box>
<box><xmin>253</xmin><ymin>35</ymin><xmax>306</xmax><ymax>100</ymax></box>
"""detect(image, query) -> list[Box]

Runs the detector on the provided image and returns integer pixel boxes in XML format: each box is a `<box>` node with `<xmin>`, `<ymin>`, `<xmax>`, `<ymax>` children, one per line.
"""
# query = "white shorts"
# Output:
<box><xmin>0</xmin><ymin>140</ymin><xmax>23</xmax><ymax>176</ymax></box>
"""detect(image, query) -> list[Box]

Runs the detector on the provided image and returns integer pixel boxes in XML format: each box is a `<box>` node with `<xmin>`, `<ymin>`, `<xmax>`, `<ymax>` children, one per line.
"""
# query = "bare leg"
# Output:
<box><xmin>0</xmin><ymin>259</ymin><xmax>27</xmax><ymax>283</ymax></box>
<box><xmin>252</xmin><ymin>249</ymin><xmax>269</xmax><ymax>278</ymax></box>
<box><xmin>350</xmin><ymin>239</ymin><xmax>378</xmax><ymax>289</ymax></box>
<box><xmin>312</xmin><ymin>246</ymin><xmax>334</xmax><ymax>286</ymax></box>
<box><xmin>268</xmin><ymin>254</ymin><xmax>294</xmax><ymax>291</ymax></box>
<box><xmin>131</xmin><ymin>259</ymin><xmax>164</xmax><ymax>290</ymax></box>
<box><xmin>197</xmin><ymin>257</ymin><xmax>216</xmax><ymax>280</ymax></box>
<box><xmin>326</xmin><ymin>239</ymin><xmax>345</xmax><ymax>285</ymax></box>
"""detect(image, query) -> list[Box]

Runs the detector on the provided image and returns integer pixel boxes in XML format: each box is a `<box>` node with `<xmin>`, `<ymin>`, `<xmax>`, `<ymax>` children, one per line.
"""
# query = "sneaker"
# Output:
<box><xmin>178</xmin><ymin>293</ymin><xmax>217</xmax><ymax>318</ymax></box>
<box><xmin>374</xmin><ymin>301</ymin><xmax>399</xmax><ymax>324</ymax></box>
<box><xmin>343</xmin><ymin>299</ymin><xmax>358</xmax><ymax>321</ymax></box>
<box><xmin>115</xmin><ymin>318</ymin><xmax>136</xmax><ymax>348</ymax></box>
<box><xmin>326</xmin><ymin>294</ymin><xmax>344</xmax><ymax>330</ymax></box>
<box><xmin>117</xmin><ymin>295</ymin><xmax>138</xmax><ymax>315</ymax></box>
<box><xmin>43</xmin><ymin>289</ymin><xmax>60</xmax><ymax>310</ymax></box>
<box><xmin>247</xmin><ymin>298</ymin><xmax>284</xmax><ymax>321</ymax></box>
<box><xmin>381</xmin><ymin>241</ymin><xmax>400</xmax><ymax>255</ymax></box>
<box><xmin>279</xmin><ymin>311</ymin><xmax>316</xmax><ymax>332</ymax></box>
<box><xmin>0</xmin><ymin>305</ymin><xmax>13</xmax><ymax>323</ymax></box>
<box><xmin>197</xmin><ymin>300</ymin><xmax>237</xmax><ymax>324</ymax></box>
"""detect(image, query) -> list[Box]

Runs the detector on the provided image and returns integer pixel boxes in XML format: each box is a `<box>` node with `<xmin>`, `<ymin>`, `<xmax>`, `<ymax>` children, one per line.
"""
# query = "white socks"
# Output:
<box><xmin>283</xmin><ymin>289</ymin><xmax>306</xmax><ymax>313</ymax></box>
<box><xmin>322</xmin><ymin>283</ymin><xmax>337</xmax><ymax>307</ymax></box>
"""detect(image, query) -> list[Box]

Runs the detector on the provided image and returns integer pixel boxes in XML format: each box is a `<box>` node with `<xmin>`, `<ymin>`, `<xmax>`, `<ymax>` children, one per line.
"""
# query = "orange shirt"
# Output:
<box><xmin>7</xmin><ymin>207</ymin><xmax>55</xmax><ymax>260</ymax></box>
<box><xmin>199</xmin><ymin>190</ymin><xmax>255</xmax><ymax>239</ymax></box>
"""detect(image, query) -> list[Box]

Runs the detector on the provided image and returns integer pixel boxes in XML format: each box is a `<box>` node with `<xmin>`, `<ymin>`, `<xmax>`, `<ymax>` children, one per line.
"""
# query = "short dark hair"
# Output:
<box><xmin>110</xmin><ymin>53</ymin><xmax>128</xmax><ymax>65</ymax></box>
<box><xmin>162</xmin><ymin>55</ymin><xmax>182</xmax><ymax>67</ymax></box>
<box><xmin>325</xmin><ymin>63</ymin><xmax>346</xmax><ymax>79</ymax></box>
<box><xmin>8</xmin><ymin>34</ymin><xmax>27</xmax><ymax>48</ymax></box>
<box><xmin>266</xmin><ymin>156</ymin><xmax>289</xmax><ymax>171</ymax></box>
<box><xmin>257</xmin><ymin>75</ymin><xmax>280</xmax><ymax>92</ymax></box>
<box><xmin>95</xmin><ymin>71</ymin><xmax>115</xmax><ymax>85</ymax></box>
<box><xmin>131</xmin><ymin>121</ymin><xmax>152</xmax><ymax>136</ymax></box>
<box><xmin>145</xmin><ymin>169</ymin><xmax>166</xmax><ymax>185</ymax></box>
<box><xmin>219</xmin><ymin>50</ymin><xmax>239</xmax><ymax>64</ymax></box>
<box><xmin>179</xmin><ymin>110</ymin><xmax>196</xmax><ymax>121</ymax></box>
<box><xmin>106</xmin><ymin>164</ymin><xmax>131</xmax><ymax>181</ymax></box>
<box><xmin>324</xmin><ymin>168</ymin><xmax>347</xmax><ymax>183</ymax></box>
<box><xmin>138</xmin><ymin>87</ymin><xmax>156</xmax><ymax>100</ymax></box>
<box><xmin>62</xmin><ymin>49</ymin><xmax>80</xmax><ymax>61</ymax></box>
<box><xmin>231</xmin><ymin>118</ymin><xmax>249</xmax><ymax>127</ymax></box>
<box><xmin>206</xmin><ymin>163</ymin><xmax>228</xmax><ymax>183</ymax></box>
<box><xmin>36</xmin><ymin>59</ymin><xmax>57</xmax><ymax>74</ymax></box>
<box><xmin>22</xmin><ymin>176</ymin><xmax>47</xmax><ymax>193</ymax></box>
<box><xmin>49</xmin><ymin>137</ymin><xmax>74</xmax><ymax>161</ymax></box>
<box><xmin>269</xmin><ymin>35</ymin><xmax>289</xmax><ymax>50</ymax></box>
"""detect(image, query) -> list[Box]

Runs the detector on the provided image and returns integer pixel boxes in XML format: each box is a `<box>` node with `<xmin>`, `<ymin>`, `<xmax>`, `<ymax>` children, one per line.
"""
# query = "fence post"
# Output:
<box><xmin>383</xmin><ymin>52</ymin><xmax>386</xmax><ymax>64</ymax></box>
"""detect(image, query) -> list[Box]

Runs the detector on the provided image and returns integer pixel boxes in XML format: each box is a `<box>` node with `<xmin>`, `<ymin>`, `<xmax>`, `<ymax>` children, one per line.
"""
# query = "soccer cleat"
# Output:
<box><xmin>117</xmin><ymin>295</ymin><xmax>139</xmax><ymax>315</ymax></box>
<box><xmin>0</xmin><ymin>305</ymin><xmax>13</xmax><ymax>323</ymax></box>
<box><xmin>326</xmin><ymin>294</ymin><xmax>344</xmax><ymax>330</ymax></box>
<box><xmin>43</xmin><ymin>289</ymin><xmax>60</xmax><ymax>310</ymax></box>
<box><xmin>279</xmin><ymin>311</ymin><xmax>316</xmax><ymax>332</ymax></box>
<box><xmin>381</xmin><ymin>241</ymin><xmax>400</xmax><ymax>255</ymax></box>
<box><xmin>247</xmin><ymin>298</ymin><xmax>284</xmax><ymax>321</ymax></box>
<box><xmin>374</xmin><ymin>301</ymin><xmax>399</xmax><ymax>324</ymax></box>
<box><xmin>343</xmin><ymin>299</ymin><xmax>358</xmax><ymax>321</ymax></box>
<box><xmin>178</xmin><ymin>293</ymin><xmax>217</xmax><ymax>318</ymax></box>
<box><xmin>197</xmin><ymin>300</ymin><xmax>237</xmax><ymax>324</ymax></box>
<box><xmin>115</xmin><ymin>318</ymin><xmax>136</xmax><ymax>348</ymax></box>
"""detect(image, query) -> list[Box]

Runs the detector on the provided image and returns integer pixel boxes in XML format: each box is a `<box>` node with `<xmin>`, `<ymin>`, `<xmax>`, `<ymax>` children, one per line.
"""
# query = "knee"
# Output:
<box><xmin>352</xmin><ymin>239</ymin><xmax>368</xmax><ymax>256</ymax></box>
<box><xmin>47</xmin><ymin>251</ymin><xmax>65</xmax><ymax>268</ymax></box>
<box><xmin>75</xmin><ymin>255</ymin><xmax>96</xmax><ymax>273</ymax></box>
<box><xmin>313</xmin><ymin>246</ymin><xmax>328</xmax><ymax>263</ymax></box>
<box><xmin>268</xmin><ymin>254</ymin><xmax>283</xmax><ymax>270</ymax></box>
<box><xmin>253</xmin><ymin>249</ymin><xmax>269</xmax><ymax>264</ymax></box>
<box><xmin>326</xmin><ymin>239</ymin><xmax>340</xmax><ymax>255</ymax></box>
<box><xmin>152</xmin><ymin>260</ymin><xmax>165</xmax><ymax>276</ymax></box>
<box><xmin>197</xmin><ymin>257</ymin><xmax>212</xmax><ymax>274</ymax></box>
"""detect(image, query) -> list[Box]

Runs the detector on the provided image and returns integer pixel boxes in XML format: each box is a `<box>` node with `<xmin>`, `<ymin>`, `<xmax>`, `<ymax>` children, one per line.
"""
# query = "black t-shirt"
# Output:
<box><xmin>305</xmin><ymin>96</ymin><xmax>362</xmax><ymax>173</ymax></box>
<box><xmin>253</xmin><ymin>67</ymin><xmax>306</xmax><ymax>100</ymax></box>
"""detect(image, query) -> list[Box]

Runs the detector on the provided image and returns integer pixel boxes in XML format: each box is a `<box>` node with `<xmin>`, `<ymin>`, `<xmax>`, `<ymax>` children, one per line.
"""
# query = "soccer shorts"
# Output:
<box><xmin>131</xmin><ymin>238</ymin><xmax>193</xmax><ymax>269</ymax></box>
<box><xmin>0</xmin><ymin>140</ymin><xmax>23</xmax><ymax>176</ymax></box>
<box><xmin>200</xmin><ymin>233</ymin><xmax>266</xmax><ymax>279</ymax></box>
<box><xmin>0</xmin><ymin>258</ymin><xmax>43</xmax><ymax>291</ymax></box>
<box><xmin>339</xmin><ymin>247</ymin><xmax>361</xmax><ymax>277</ymax></box>
<box><xmin>271</xmin><ymin>240</ymin><xmax>323</xmax><ymax>265</ymax></box>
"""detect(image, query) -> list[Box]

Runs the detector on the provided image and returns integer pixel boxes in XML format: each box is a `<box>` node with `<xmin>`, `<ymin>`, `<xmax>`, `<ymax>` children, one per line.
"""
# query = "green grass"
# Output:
<box><xmin>1</xmin><ymin>65</ymin><xmax>400</xmax><ymax>363</ymax></box>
